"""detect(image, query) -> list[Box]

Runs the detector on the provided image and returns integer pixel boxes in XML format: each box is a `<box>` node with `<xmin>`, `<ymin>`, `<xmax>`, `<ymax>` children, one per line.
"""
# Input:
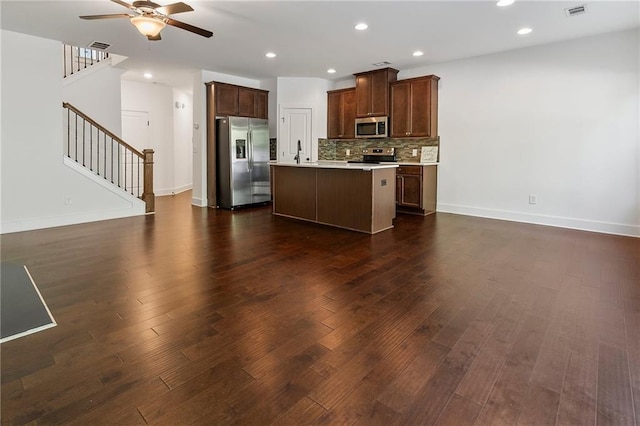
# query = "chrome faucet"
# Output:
<box><xmin>294</xmin><ymin>140</ymin><xmax>301</xmax><ymax>164</ymax></box>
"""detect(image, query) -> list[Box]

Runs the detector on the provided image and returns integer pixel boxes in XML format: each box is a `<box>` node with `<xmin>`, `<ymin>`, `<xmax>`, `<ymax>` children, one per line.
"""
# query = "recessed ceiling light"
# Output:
<box><xmin>354</xmin><ymin>23</ymin><xmax>368</xmax><ymax>31</ymax></box>
<box><xmin>496</xmin><ymin>0</ymin><xmax>515</xmax><ymax>7</ymax></box>
<box><xmin>412</xmin><ymin>51</ymin><xmax>424</xmax><ymax>57</ymax></box>
<box><xmin>327</xmin><ymin>69</ymin><xmax>336</xmax><ymax>74</ymax></box>
<box><xmin>143</xmin><ymin>72</ymin><xmax>153</xmax><ymax>79</ymax></box>
<box><xmin>517</xmin><ymin>27</ymin><xmax>533</xmax><ymax>35</ymax></box>
<box><xmin>265</xmin><ymin>52</ymin><xmax>276</xmax><ymax>58</ymax></box>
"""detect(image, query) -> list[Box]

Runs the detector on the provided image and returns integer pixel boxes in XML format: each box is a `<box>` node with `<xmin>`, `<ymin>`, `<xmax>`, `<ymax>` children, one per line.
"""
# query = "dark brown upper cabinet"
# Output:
<box><xmin>214</xmin><ymin>82</ymin><xmax>269</xmax><ymax>119</ymax></box>
<box><xmin>327</xmin><ymin>88</ymin><xmax>356</xmax><ymax>139</ymax></box>
<box><xmin>354</xmin><ymin>68</ymin><xmax>398</xmax><ymax>118</ymax></box>
<box><xmin>390</xmin><ymin>75</ymin><xmax>439</xmax><ymax>138</ymax></box>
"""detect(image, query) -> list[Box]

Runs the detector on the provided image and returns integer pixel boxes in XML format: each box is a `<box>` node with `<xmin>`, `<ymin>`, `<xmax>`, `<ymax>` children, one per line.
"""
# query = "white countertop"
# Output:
<box><xmin>270</xmin><ymin>161</ymin><xmax>398</xmax><ymax>170</ymax></box>
<box><xmin>383</xmin><ymin>162</ymin><xmax>439</xmax><ymax>166</ymax></box>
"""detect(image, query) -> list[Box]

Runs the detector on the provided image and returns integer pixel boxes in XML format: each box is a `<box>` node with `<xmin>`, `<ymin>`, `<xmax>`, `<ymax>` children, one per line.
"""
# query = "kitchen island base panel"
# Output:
<box><xmin>271</xmin><ymin>164</ymin><xmax>396</xmax><ymax>234</ymax></box>
<box><xmin>272</xmin><ymin>166</ymin><xmax>316</xmax><ymax>221</ymax></box>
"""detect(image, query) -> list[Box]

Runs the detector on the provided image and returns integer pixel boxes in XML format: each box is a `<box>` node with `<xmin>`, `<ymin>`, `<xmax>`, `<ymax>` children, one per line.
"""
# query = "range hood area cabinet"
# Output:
<box><xmin>327</xmin><ymin>88</ymin><xmax>356</xmax><ymax>139</ymax></box>
<box><xmin>354</xmin><ymin>68</ymin><xmax>398</xmax><ymax>117</ymax></box>
<box><xmin>390</xmin><ymin>75</ymin><xmax>440</xmax><ymax>138</ymax></box>
<box><xmin>214</xmin><ymin>82</ymin><xmax>268</xmax><ymax>119</ymax></box>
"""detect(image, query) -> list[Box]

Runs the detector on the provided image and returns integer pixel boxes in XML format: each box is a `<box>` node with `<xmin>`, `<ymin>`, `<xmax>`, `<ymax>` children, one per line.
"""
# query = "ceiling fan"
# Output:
<box><xmin>80</xmin><ymin>0</ymin><xmax>213</xmax><ymax>41</ymax></box>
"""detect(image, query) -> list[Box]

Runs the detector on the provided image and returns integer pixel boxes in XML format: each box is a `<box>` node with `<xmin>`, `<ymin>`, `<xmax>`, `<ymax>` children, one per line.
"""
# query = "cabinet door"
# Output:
<box><xmin>408</xmin><ymin>79</ymin><xmax>431</xmax><ymax>137</ymax></box>
<box><xmin>216</xmin><ymin>83</ymin><xmax>239</xmax><ymax>116</ymax></box>
<box><xmin>238</xmin><ymin>87</ymin><xmax>257</xmax><ymax>117</ymax></box>
<box><xmin>355</xmin><ymin>74</ymin><xmax>371</xmax><ymax>117</ymax></box>
<box><xmin>327</xmin><ymin>89</ymin><xmax>356</xmax><ymax>139</ymax></box>
<box><xmin>370</xmin><ymin>70</ymin><xmax>389</xmax><ymax>116</ymax></box>
<box><xmin>256</xmin><ymin>91</ymin><xmax>268</xmax><ymax>119</ymax></box>
<box><xmin>399</xmin><ymin>174</ymin><xmax>422</xmax><ymax>208</ymax></box>
<box><xmin>341</xmin><ymin>89</ymin><xmax>356</xmax><ymax>138</ymax></box>
<box><xmin>327</xmin><ymin>91</ymin><xmax>342</xmax><ymax>139</ymax></box>
<box><xmin>390</xmin><ymin>82</ymin><xmax>410</xmax><ymax>137</ymax></box>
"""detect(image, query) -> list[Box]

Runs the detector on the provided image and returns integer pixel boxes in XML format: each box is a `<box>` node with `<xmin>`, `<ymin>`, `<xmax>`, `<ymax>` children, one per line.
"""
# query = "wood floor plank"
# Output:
<box><xmin>1</xmin><ymin>191</ymin><xmax>639</xmax><ymax>425</ymax></box>
<box><xmin>597</xmin><ymin>342</ymin><xmax>636</xmax><ymax>424</ymax></box>
<box><xmin>376</xmin><ymin>340</ymin><xmax>449</xmax><ymax>412</ymax></box>
<box><xmin>435</xmin><ymin>394</ymin><xmax>482</xmax><ymax>426</ymax></box>
<box><xmin>517</xmin><ymin>383</ymin><xmax>561</xmax><ymax>425</ymax></box>
<box><xmin>556</xmin><ymin>353</ymin><xmax>597</xmax><ymax>426</ymax></box>
<box><xmin>474</xmin><ymin>312</ymin><xmax>549</xmax><ymax>425</ymax></box>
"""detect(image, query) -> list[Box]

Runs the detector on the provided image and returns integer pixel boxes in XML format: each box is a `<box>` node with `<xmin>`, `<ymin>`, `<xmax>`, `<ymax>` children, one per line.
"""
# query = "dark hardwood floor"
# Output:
<box><xmin>1</xmin><ymin>191</ymin><xmax>639</xmax><ymax>425</ymax></box>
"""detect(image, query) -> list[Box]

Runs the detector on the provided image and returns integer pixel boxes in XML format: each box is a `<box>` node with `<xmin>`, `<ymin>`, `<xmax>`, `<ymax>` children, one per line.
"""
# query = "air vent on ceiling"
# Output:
<box><xmin>565</xmin><ymin>4</ymin><xmax>587</xmax><ymax>17</ymax></box>
<box><xmin>87</xmin><ymin>41</ymin><xmax>111</xmax><ymax>50</ymax></box>
<box><xmin>373</xmin><ymin>61</ymin><xmax>392</xmax><ymax>67</ymax></box>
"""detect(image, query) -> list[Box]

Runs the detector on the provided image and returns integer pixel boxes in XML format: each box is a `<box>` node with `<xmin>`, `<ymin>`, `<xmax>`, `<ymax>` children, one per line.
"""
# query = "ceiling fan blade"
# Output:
<box><xmin>80</xmin><ymin>13</ymin><xmax>132</xmax><ymax>20</ymax></box>
<box><xmin>166</xmin><ymin>18</ymin><xmax>213</xmax><ymax>38</ymax></box>
<box><xmin>110</xmin><ymin>0</ymin><xmax>135</xmax><ymax>10</ymax></box>
<box><xmin>156</xmin><ymin>2</ymin><xmax>193</xmax><ymax>15</ymax></box>
<box><xmin>147</xmin><ymin>33</ymin><xmax>162</xmax><ymax>41</ymax></box>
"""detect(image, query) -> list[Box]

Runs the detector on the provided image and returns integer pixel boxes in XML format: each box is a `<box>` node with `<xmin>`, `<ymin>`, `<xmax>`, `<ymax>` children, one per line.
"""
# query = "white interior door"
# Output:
<box><xmin>279</xmin><ymin>107</ymin><xmax>312</xmax><ymax>163</ymax></box>
<box><xmin>121</xmin><ymin>110</ymin><xmax>149</xmax><ymax>195</ymax></box>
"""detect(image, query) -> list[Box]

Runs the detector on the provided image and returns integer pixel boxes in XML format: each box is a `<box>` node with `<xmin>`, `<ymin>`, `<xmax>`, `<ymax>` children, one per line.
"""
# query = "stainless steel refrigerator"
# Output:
<box><xmin>216</xmin><ymin>117</ymin><xmax>271</xmax><ymax>209</ymax></box>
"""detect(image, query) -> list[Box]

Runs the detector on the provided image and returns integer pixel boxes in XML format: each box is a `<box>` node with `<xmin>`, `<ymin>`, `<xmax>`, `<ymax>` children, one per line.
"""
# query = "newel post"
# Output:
<box><xmin>142</xmin><ymin>149</ymin><xmax>155</xmax><ymax>213</ymax></box>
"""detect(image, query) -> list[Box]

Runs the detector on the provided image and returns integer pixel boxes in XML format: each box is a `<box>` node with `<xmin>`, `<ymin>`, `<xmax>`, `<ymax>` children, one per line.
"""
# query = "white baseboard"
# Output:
<box><xmin>437</xmin><ymin>203</ymin><xmax>640</xmax><ymax>238</ymax></box>
<box><xmin>156</xmin><ymin>184</ymin><xmax>193</xmax><ymax>197</ymax></box>
<box><xmin>191</xmin><ymin>197</ymin><xmax>208</xmax><ymax>207</ymax></box>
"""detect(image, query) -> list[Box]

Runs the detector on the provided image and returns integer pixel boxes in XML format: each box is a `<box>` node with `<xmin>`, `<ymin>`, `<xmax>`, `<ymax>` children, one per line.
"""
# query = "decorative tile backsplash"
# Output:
<box><xmin>270</xmin><ymin>138</ymin><xmax>277</xmax><ymax>161</ymax></box>
<box><xmin>318</xmin><ymin>137</ymin><xmax>440</xmax><ymax>162</ymax></box>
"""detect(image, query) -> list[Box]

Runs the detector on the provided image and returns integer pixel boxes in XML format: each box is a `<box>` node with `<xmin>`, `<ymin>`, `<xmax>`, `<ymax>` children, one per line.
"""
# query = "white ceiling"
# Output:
<box><xmin>1</xmin><ymin>1</ymin><xmax>638</xmax><ymax>90</ymax></box>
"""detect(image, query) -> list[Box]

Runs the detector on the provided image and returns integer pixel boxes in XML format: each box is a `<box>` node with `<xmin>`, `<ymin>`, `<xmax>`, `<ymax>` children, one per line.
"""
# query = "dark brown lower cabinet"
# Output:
<box><xmin>396</xmin><ymin>165</ymin><xmax>438</xmax><ymax>215</ymax></box>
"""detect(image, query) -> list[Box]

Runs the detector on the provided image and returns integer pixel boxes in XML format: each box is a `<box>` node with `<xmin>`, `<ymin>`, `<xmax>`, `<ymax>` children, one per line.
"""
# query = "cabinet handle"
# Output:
<box><xmin>406</xmin><ymin>132</ymin><xmax>410</xmax><ymax>135</ymax></box>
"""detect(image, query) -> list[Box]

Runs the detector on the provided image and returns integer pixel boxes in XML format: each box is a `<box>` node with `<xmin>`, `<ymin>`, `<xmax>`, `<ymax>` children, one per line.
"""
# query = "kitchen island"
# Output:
<box><xmin>271</xmin><ymin>162</ymin><xmax>398</xmax><ymax>234</ymax></box>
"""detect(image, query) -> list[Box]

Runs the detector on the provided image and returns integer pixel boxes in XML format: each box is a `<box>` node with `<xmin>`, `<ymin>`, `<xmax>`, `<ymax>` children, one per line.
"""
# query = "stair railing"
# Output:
<box><xmin>63</xmin><ymin>45</ymin><xmax>109</xmax><ymax>79</ymax></box>
<box><xmin>62</xmin><ymin>102</ymin><xmax>155</xmax><ymax>213</ymax></box>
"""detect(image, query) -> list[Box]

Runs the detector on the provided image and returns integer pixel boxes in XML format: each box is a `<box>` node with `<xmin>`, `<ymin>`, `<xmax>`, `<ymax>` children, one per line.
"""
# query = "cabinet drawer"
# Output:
<box><xmin>396</xmin><ymin>166</ymin><xmax>422</xmax><ymax>175</ymax></box>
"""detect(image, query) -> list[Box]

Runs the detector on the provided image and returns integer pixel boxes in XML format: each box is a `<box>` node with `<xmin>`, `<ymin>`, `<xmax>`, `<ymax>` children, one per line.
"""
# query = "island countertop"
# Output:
<box><xmin>269</xmin><ymin>161</ymin><xmax>398</xmax><ymax>170</ymax></box>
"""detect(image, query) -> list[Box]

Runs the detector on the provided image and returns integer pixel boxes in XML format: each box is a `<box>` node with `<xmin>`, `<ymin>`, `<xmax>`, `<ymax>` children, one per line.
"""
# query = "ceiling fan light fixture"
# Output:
<box><xmin>130</xmin><ymin>15</ymin><xmax>166</xmax><ymax>37</ymax></box>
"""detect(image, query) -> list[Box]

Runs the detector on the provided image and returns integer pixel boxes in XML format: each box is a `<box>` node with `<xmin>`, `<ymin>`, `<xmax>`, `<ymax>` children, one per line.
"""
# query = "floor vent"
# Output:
<box><xmin>88</xmin><ymin>41</ymin><xmax>111</xmax><ymax>50</ymax></box>
<box><xmin>565</xmin><ymin>4</ymin><xmax>587</xmax><ymax>17</ymax></box>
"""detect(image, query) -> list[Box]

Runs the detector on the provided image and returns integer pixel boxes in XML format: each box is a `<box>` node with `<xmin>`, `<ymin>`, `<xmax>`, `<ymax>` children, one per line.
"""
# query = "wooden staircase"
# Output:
<box><xmin>63</xmin><ymin>102</ymin><xmax>155</xmax><ymax>213</ymax></box>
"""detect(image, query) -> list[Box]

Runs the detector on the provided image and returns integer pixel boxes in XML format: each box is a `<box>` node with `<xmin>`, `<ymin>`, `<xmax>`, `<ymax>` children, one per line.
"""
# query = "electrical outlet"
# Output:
<box><xmin>412</xmin><ymin>149</ymin><xmax>418</xmax><ymax>157</ymax></box>
<box><xmin>346</xmin><ymin>149</ymin><xmax>351</xmax><ymax>156</ymax></box>
<box><xmin>529</xmin><ymin>195</ymin><xmax>537</xmax><ymax>204</ymax></box>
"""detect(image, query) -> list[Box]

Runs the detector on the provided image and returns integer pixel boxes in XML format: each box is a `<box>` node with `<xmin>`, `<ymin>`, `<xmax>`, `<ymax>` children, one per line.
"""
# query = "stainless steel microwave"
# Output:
<box><xmin>355</xmin><ymin>116</ymin><xmax>388</xmax><ymax>138</ymax></box>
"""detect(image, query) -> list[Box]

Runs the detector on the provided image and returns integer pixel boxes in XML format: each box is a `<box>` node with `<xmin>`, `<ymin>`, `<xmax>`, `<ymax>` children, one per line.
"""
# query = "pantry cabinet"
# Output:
<box><xmin>390</xmin><ymin>75</ymin><xmax>439</xmax><ymax>138</ymax></box>
<box><xmin>354</xmin><ymin>68</ymin><xmax>398</xmax><ymax>117</ymax></box>
<box><xmin>327</xmin><ymin>88</ymin><xmax>356</xmax><ymax>139</ymax></box>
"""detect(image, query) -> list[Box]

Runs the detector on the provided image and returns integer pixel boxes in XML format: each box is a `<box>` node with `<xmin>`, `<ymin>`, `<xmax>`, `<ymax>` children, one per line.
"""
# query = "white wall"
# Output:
<box><xmin>121</xmin><ymin>80</ymin><xmax>176</xmax><ymax>196</ymax></box>
<box><xmin>173</xmin><ymin>89</ymin><xmax>193</xmax><ymax>194</ymax></box>
<box><xmin>1</xmin><ymin>30</ymin><xmax>144</xmax><ymax>234</ymax></box>
<box><xmin>63</xmin><ymin>62</ymin><xmax>124</xmax><ymax>135</ymax></box>
<box><xmin>401</xmin><ymin>29</ymin><xmax>639</xmax><ymax>236</ymax></box>
<box><xmin>276</xmin><ymin>77</ymin><xmax>333</xmax><ymax>162</ymax></box>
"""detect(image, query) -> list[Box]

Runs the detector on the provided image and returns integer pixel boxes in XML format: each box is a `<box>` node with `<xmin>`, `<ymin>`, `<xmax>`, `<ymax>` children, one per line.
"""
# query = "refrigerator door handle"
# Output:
<box><xmin>247</xmin><ymin>131</ymin><xmax>252</xmax><ymax>171</ymax></box>
<box><xmin>247</xmin><ymin>130</ymin><xmax>253</xmax><ymax>171</ymax></box>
